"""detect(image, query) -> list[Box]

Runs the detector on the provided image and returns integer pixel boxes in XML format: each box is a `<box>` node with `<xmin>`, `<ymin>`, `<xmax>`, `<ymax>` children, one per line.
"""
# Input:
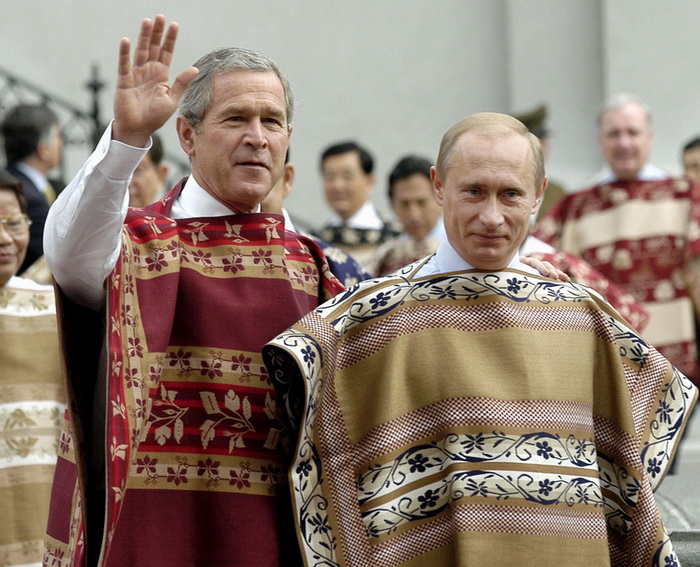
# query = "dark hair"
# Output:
<box><xmin>2</xmin><ymin>104</ymin><xmax>59</xmax><ymax>165</ymax></box>
<box><xmin>683</xmin><ymin>136</ymin><xmax>700</xmax><ymax>154</ymax></box>
<box><xmin>149</xmin><ymin>133</ymin><xmax>165</xmax><ymax>165</ymax></box>
<box><xmin>388</xmin><ymin>154</ymin><xmax>433</xmax><ymax>200</ymax></box>
<box><xmin>320</xmin><ymin>141</ymin><xmax>374</xmax><ymax>174</ymax></box>
<box><xmin>0</xmin><ymin>169</ymin><xmax>27</xmax><ymax>212</ymax></box>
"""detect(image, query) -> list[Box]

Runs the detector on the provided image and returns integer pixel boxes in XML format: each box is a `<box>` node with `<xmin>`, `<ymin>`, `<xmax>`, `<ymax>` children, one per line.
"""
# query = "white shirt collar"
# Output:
<box><xmin>592</xmin><ymin>163</ymin><xmax>670</xmax><ymax>186</ymax></box>
<box><xmin>170</xmin><ymin>175</ymin><xmax>261</xmax><ymax>219</ymax></box>
<box><xmin>328</xmin><ymin>201</ymin><xmax>384</xmax><ymax>229</ymax></box>
<box><xmin>415</xmin><ymin>238</ymin><xmax>539</xmax><ymax>278</ymax></box>
<box><xmin>281</xmin><ymin>208</ymin><xmax>295</xmax><ymax>231</ymax></box>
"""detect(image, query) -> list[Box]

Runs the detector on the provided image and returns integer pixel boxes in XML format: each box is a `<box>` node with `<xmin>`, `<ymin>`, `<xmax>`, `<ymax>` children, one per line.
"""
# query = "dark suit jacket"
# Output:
<box><xmin>6</xmin><ymin>163</ymin><xmax>55</xmax><ymax>273</ymax></box>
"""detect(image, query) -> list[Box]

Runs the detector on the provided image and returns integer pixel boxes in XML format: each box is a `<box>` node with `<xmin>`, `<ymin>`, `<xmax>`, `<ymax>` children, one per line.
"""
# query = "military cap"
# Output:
<box><xmin>512</xmin><ymin>104</ymin><xmax>548</xmax><ymax>139</ymax></box>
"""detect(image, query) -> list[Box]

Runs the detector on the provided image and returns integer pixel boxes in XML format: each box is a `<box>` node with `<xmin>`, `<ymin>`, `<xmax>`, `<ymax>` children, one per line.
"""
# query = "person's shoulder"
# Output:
<box><xmin>550</xmin><ymin>184</ymin><xmax>600</xmax><ymax>216</ymax></box>
<box><xmin>379</xmin><ymin>215</ymin><xmax>402</xmax><ymax>238</ymax></box>
<box><xmin>5</xmin><ymin>164</ymin><xmax>43</xmax><ymax>199</ymax></box>
<box><xmin>5</xmin><ymin>164</ymin><xmax>29</xmax><ymax>183</ymax></box>
<box><xmin>4</xmin><ymin>275</ymin><xmax>54</xmax><ymax>292</ymax></box>
<box><xmin>314</xmin><ymin>238</ymin><xmax>371</xmax><ymax>276</ymax></box>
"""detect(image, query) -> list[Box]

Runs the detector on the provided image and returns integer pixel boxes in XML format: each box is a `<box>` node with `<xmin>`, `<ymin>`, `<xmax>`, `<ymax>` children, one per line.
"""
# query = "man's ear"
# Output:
<box><xmin>35</xmin><ymin>140</ymin><xmax>51</xmax><ymax>163</ymax></box>
<box><xmin>430</xmin><ymin>166</ymin><xmax>445</xmax><ymax>206</ymax></box>
<box><xmin>176</xmin><ymin>116</ymin><xmax>196</xmax><ymax>158</ymax></box>
<box><xmin>282</xmin><ymin>163</ymin><xmax>295</xmax><ymax>199</ymax></box>
<box><xmin>531</xmin><ymin>177</ymin><xmax>548</xmax><ymax>215</ymax></box>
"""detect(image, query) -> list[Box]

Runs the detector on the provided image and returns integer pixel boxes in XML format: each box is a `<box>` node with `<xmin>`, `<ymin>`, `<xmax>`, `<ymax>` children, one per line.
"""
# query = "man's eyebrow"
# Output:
<box><xmin>263</xmin><ymin>105</ymin><xmax>287</xmax><ymax>119</ymax></box>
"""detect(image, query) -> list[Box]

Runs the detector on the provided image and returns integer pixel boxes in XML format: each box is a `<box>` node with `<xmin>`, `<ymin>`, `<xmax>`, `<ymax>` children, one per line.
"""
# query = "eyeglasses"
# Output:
<box><xmin>0</xmin><ymin>214</ymin><xmax>32</xmax><ymax>235</ymax></box>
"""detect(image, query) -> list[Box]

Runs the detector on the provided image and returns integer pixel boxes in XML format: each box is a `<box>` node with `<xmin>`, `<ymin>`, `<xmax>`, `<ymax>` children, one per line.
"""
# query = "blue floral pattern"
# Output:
<box><xmin>264</xmin><ymin>268</ymin><xmax>696</xmax><ymax>567</ymax></box>
<box><xmin>325</xmin><ymin>269</ymin><xmax>600</xmax><ymax>333</ymax></box>
<box><xmin>357</xmin><ymin>432</ymin><xmax>602</xmax><ymax>538</ymax></box>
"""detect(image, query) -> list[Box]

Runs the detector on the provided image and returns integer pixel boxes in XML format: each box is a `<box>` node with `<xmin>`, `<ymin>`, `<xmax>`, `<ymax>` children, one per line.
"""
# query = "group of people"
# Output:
<box><xmin>0</xmin><ymin>13</ymin><xmax>698</xmax><ymax>567</ymax></box>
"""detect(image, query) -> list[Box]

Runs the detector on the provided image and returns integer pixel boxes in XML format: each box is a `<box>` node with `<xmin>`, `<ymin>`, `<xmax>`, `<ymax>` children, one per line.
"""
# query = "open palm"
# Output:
<box><xmin>113</xmin><ymin>15</ymin><xmax>198</xmax><ymax>147</ymax></box>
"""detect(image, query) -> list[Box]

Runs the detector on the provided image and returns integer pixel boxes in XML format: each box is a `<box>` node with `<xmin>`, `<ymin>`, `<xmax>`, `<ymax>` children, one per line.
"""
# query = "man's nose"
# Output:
<box><xmin>479</xmin><ymin>199</ymin><xmax>504</xmax><ymax>227</ymax></box>
<box><xmin>244</xmin><ymin>119</ymin><xmax>267</xmax><ymax>148</ymax></box>
<box><xmin>326</xmin><ymin>176</ymin><xmax>344</xmax><ymax>191</ymax></box>
<box><xmin>617</xmin><ymin>133</ymin><xmax>634</xmax><ymax>147</ymax></box>
<box><xmin>406</xmin><ymin>204</ymin><xmax>422</xmax><ymax>223</ymax></box>
<box><xmin>0</xmin><ymin>223</ymin><xmax>14</xmax><ymax>243</ymax></box>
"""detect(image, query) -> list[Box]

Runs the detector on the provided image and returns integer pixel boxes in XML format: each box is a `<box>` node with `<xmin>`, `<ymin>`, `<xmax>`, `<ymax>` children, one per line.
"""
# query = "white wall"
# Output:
<box><xmin>507</xmin><ymin>0</ymin><xmax>604</xmax><ymax>190</ymax></box>
<box><xmin>1</xmin><ymin>1</ymin><xmax>700</xmax><ymax>227</ymax></box>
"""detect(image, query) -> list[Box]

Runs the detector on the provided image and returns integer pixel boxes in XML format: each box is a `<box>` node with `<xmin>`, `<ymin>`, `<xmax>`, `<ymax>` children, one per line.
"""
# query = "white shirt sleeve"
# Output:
<box><xmin>44</xmin><ymin>122</ymin><xmax>150</xmax><ymax>311</ymax></box>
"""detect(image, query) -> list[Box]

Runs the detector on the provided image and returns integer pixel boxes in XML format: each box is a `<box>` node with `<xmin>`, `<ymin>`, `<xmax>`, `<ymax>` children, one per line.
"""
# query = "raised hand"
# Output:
<box><xmin>113</xmin><ymin>14</ymin><xmax>199</xmax><ymax>147</ymax></box>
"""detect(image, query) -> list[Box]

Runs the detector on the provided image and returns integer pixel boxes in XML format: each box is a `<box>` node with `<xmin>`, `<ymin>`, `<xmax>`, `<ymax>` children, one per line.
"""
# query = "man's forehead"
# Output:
<box><xmin>600</xmin><ymin>103</ymin><xmax>649</xmax><ymax>129</ymax></box>
<box><xmin>453</xmin><ymin>131</ymin><xmax>531</xmax><ymax>161</ymax></box>
<box><xmin>444</xmin><ymin>133</ymin><xmax>535</xmax><ymax>183</ymax></box>
<box><xmin>211</xmin><ymin>70</ymin><xmax>285</xmax><ymax>99</ymax></box>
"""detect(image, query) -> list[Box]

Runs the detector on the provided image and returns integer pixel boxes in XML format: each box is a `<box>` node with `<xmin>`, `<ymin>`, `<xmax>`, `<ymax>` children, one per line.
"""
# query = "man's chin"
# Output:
<box><xmin>612</xmin><ymin>163</ymin><xmax>642</xmax><ymax>180</ymax></box>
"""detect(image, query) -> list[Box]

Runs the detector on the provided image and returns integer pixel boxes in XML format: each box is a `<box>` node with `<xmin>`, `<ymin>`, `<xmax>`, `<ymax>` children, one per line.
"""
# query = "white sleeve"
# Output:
<box><xmin>44</xmin><ymin>122</ymin><xmax>151</xmax><ymax>311</ymax></box>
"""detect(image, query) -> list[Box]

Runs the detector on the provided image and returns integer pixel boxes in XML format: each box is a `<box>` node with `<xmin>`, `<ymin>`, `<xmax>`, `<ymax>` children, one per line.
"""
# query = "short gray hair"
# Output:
<box><xmin>178</xmin><ymin>47</ymin><xmax>294</xmax><ymax>130</ymax></box>
<box><xmin>598</xmin><ymin>93</ymin><xmax>652</xmax><ymax>127</ymax></box>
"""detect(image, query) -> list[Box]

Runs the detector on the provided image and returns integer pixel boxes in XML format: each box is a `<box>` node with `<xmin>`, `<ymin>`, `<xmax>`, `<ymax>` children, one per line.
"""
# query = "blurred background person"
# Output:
<box><xmin>682</xmin><ymin>135</ymin><xmax>700</xmax><ymax>186</ymax></box>
<box><xmin>535</xmin><ymin>93</ymin><xmax>700</xmax><ymax>385</ymax></box>
<box><xmin>1</xmin><ymin>104</ymin><xmax>63</xmax><ymax>274</ymax></box>
<box><xmin>128</xmin><ymin>132</ymin><xmax>170</xmax><ymax>207</ymax></box>
<box><xmin>0</xmin><ymin>170</ymin><xmax>64</xmax><ymax>567</ymax></box>
<box><xmin>367</xmin><ymin>154</ymin><xmax>444</xmax><ymax>276</ymax></box>
<box><xmin>315</xmin><ymin>141</ymin><xmax>400</xmax><ymax>267</ymax></box>
<box><xmin>261</xmin><ymin>151</ymin><xmax>371</xmax><ymax>288</ymax></box>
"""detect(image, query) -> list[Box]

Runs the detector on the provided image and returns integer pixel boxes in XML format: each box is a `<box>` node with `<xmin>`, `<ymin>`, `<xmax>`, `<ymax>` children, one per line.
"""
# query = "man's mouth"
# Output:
<box><xmin>473</xmin><ymin>233</ymin><xmax>505</xmax><ymax>243</ymax></box>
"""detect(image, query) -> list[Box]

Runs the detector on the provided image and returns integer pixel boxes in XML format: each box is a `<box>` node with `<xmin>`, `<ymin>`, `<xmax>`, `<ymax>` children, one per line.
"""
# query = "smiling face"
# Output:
<box><xmin>599</xmin><ymin>102</ymin><xmax>652</xmax><ymax>181</ymax></box>
<box><xmin>0</xmin><ymin>188</ymin><xmax>29</xmax><ymax>286</ymax></box>
<box><xmin>176</xmin><ymin>70</ymin><xmax>291</xmax><ymax>213</ymax></box>
<box><xmin>322</xmin><ymin>152</ymin><xmax>374</xmax><ymax>221</ymax></box>
<box><xmin>432</xmin><ymin>131</ymin><xmax>544</xmax><ymax>270</ymax></box>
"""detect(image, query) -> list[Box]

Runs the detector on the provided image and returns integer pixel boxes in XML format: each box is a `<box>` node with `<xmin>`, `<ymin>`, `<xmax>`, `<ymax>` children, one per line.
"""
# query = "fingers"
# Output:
<box><xmin>520</xmin><ymin>255</ymin><xmax>571</xmax><ymax>281</ymax></box>
<box><xmin>133</xmin><ymin>17</ymin><xmax>154</xmax><ymax>68</ymax></box>
<box><xmin>540</xmin><ymin>260</ymin><xmax>571</xmax><ymax>282</ymax></box>
<box><xmin>117</xmin><ymin>37</ymin><xmax>132</xmax><ymax>79</ymax></box>
<box><xmin>130</xmin><ymin>14</ymin><xmax>174</xmax><ymax>69</ymax></box>
<box><xmin>149</xmin><ymin>14</ymin><xmax>167</xmax><ymax>61</ymax></box>
<box><xmin>159</xmin><ymin>21</ymin><xmax>180</xmax><ymax>68</ymax></box>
